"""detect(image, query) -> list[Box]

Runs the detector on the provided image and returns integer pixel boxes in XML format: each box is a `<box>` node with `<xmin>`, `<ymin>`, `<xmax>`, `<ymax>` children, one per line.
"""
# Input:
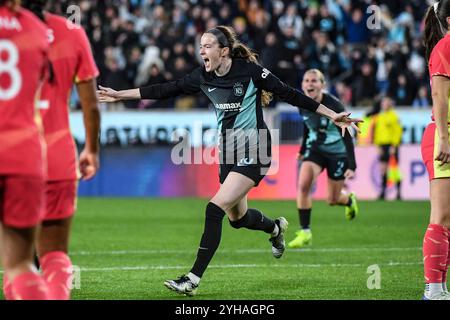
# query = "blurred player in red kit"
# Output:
<box><xmin>18</xmin><ymin>0</ymin><xmax>100</xmax><ymax>300</ymax></box>
<box><xmin>421</xmin><ymin>0</ymin><xmax>450</xmax><ymax>300</ymax></box>
<box><xmin>0</xmin><ymin>0</ymin><xmax>50</xmax><ymax>300</ymax></box>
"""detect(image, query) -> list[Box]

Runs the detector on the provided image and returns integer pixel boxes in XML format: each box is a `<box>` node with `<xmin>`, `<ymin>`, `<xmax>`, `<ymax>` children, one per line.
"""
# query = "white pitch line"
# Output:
<box><xmin>69</xmin><ymin>247</ymin><xmax>422</xmax><ymax>256</ymax></box>
<box><xmin>0</xmin><ymin>262</ymin><xmax>422</xmax><ymax>274</ymax></box>
<box><xmin>72</xmin><ymin>261</ymin><xmax>424</xmax><ymax>272</ymax></box>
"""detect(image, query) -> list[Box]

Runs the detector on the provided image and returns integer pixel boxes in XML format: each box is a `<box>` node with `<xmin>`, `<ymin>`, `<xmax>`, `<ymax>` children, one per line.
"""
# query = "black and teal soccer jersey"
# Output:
<box><xmin>139</xmin><ymin>58</ymin><xmax>320</xmax><ymax>164</ymax></box>
<box><xmin>299</xmin><ymin>93</ymin><xmax>356</xmax><ymax>170</ymax></box>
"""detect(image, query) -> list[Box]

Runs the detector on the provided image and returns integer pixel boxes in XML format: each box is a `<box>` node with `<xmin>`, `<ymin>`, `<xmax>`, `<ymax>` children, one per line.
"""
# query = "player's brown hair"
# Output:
<box><xmin>206</xmin><ymin>25</ymin><xmax>273</xmax><ymax>107</ymax></box>
<box><xmin>424</xmin><ymin>0</ymin><xmax>450</xmax><ymax>61</ymax></box>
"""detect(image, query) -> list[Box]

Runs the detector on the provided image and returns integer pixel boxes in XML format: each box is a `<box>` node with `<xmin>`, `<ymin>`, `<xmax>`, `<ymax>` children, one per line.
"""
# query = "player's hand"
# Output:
<box><xmin>344</xmin><ymin>169</ymin><xmax>355</xmax><ymax>179</ymax></box>
<box><xmin>435</xmin><ymin>139</ymin><xmax>450</xmax><ymax>166</ymax></box>
<box><xmin>332</xmin><ymin>112</ymin><xmax>363</xmax><ymax>137</ymax></box>
<box><xmin>79</xmin><ymin>149</ymin><xmax>99</xmax><ymax>180</ymax></box>
<box><xmin>97</xmin><ymin>85</ymin><xmax>120</xmax><ymax>102</ymax></box>
<box><xmin>297</xmin><ymin>153</ymin><xmax>304</xmax><ymax>161</ymax></box>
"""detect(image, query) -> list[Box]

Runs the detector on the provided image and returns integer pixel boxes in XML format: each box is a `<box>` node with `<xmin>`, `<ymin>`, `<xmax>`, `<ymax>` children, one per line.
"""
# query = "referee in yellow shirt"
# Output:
<box><xmin>373</xmin><ymin>96</ymin><xmax>403</xmax><ymax>200</ymax></box>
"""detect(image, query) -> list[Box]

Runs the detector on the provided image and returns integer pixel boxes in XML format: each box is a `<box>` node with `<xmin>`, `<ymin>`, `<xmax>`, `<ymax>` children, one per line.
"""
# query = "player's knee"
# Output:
<box><xmin>298</xmin><ymin>183</ymin><xmax>311</xmax><ymax>196</ymax></box>
<box><xmin>209</xmin><ymin>196</ymin><xmax>234</xmax><ymax>212</ymax></box>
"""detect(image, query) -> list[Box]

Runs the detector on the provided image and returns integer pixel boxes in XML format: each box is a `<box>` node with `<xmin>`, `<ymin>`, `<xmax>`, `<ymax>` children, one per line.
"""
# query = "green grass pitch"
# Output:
<box><xmin>0</xmin><ymin>198</ymin><xmax>430</xmax><ymax>300</ymax></box>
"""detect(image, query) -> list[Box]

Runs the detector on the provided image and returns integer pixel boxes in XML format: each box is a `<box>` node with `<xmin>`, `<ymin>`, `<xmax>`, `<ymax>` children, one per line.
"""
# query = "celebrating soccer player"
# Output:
<box><xmin>97</xmin><ymin>25</ymin><xmax>361</xmax><ymax>296</ymax></box>
<box><xmin>421</xmin><ymin>0</ymin><xmax>450</xmax><ymax>300</ymax></box>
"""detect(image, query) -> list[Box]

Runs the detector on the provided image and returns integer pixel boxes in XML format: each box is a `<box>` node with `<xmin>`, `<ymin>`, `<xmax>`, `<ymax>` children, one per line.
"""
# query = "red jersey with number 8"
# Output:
<box><xmin>39</xmin><ymin>13</ymin><xmax>99</xmax><ymax>181</ymax></box>
<box><xmin>0</xmin><ymin>6</ymin><xmax>48</xmax><ymax>178</ymax></box>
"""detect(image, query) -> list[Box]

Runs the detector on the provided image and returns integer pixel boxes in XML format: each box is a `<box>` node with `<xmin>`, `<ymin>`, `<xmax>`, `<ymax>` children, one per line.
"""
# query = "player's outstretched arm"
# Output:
<box><xmin>96</xmin><ymin>85</ymin><xmax>141</xmax><ymax>102</ymax></box>
<box><xmin>97</xmin><ymin>68</ymin><xmax>202</xmax><ymax>103</ymax></box>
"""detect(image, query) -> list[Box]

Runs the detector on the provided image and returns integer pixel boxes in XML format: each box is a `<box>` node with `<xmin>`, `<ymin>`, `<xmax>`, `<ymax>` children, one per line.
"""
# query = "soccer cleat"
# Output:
<box><xmin>164</xmin><ymin>275</ymin><xmax>198</xmax><ymax>296</ymax></box>
<box><xmin>422</xmin><ymin>291</ymin><xmax>450</xmax><ymax>300</ymax></box>
<box><xmin>345</xmin><ymin>192</ymin><xmax>359</xmax><ymax>221</ymax></box>
<box><xmin>288</xmin><ymin>229</ymin><xmax>312</xmax><ymax>248</ymax></box>
<box><xmin>269</xmin><ymin>217</ymin><xmax>288</xmax><ymax>259</ymax></box>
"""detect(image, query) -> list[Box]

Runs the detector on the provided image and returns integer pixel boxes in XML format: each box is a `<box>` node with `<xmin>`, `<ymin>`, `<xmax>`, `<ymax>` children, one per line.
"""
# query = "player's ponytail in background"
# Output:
<box><xmin>210</xmin><ymin>25</ymin><xmax>273</xmax><ymax>107</ymax></box>
<box><xmin>424</xmin><ymin>0</ymin><xmax>450</xmax><ymax>62</ymax></box>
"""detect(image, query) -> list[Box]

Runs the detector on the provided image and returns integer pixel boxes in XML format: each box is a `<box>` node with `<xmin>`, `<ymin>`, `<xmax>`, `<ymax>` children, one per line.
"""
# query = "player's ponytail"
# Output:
<box><xmin>424</xmin><ymin>0</ymin><xmax>450</xmax><ymax>62</ymax></box>
<box><xmin>209</xmin><ymin>25</ymin><xmax>273</xmax><ymax>107</ymax></box>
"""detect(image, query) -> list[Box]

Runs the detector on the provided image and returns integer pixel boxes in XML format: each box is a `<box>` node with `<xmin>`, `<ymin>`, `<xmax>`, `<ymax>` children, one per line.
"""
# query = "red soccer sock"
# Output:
<box><xmin>3</xmin><ymin>275</ymin><xmax>13</xmax><ymax>300</ymax></box>
<box><xmin>40</xmin><ymin>251</ymin><xmax>73</xmax><ymax>300</ymax></box>
<box><xmin>10</xmin><ymin>272</ymin><xmax>49</xmax><ymax>300</ymax></box>
<box><xmin>423</xmin><ymin>224</ymin><xmax>449</xmax><ymax>284</ymax></box>
<box><xmin>444</xmin><ymin>229</ymin><xmax>450</xmax><ymax>284</ymax></box>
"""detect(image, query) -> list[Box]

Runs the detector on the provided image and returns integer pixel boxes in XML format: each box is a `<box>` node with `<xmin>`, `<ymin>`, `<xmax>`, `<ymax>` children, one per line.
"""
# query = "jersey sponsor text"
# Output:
<box><xmin>214</xmin><ymin>102</ymin><xmax>241</xmax><ymax>110</ymax></box>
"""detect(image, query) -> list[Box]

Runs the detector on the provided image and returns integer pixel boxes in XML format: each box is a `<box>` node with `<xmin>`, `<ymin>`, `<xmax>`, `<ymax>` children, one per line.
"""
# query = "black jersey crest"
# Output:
<box><xmin>233</xmin><ymin>82</ymin><xmax>244</xmax><ymax>97</ymax></box>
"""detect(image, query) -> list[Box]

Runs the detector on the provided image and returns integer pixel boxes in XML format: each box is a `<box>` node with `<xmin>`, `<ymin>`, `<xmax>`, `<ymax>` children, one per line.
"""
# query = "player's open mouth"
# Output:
<box><xmin>203</xmin><ymin>58</ymin><xmax>210</xmax><ymax>68</ymax></box>
<box><xmin>307</xmin><ymin>89</ymin><xmax>315</xmax><ymax>94</ymax></box>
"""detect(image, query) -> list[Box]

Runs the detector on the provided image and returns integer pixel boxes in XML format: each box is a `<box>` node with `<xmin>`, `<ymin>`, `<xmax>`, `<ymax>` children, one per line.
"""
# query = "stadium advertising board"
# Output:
<box><xmin>79</xmin><ymin>145</ymin><xmax>428</xmax><ymax>200</ymax></box>
<box><xmin>70</xmin><ymin>111</ymin><xmax>217</xmax><ymax>147</ymax></box>
<box><xmin>70</xmin><ymin>109</ymin><xmax>431</xmax><ymax>146</ymax></box>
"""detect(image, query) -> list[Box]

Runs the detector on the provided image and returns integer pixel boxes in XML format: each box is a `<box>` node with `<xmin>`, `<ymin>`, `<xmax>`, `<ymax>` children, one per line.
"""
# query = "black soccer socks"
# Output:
<box><xmin>190</xmin><ymin>202</ymin><xmax>225</xmax><ymax>278</ymax></box>
<box><xmin>299</xmin><ymin>208</ymin><xmax>312</xmax><ymax>230</ymax></box>
<box><xmin>229</xmin><ymin>208</ymin><xmax>275</xmax><ymax>233</ymax></box>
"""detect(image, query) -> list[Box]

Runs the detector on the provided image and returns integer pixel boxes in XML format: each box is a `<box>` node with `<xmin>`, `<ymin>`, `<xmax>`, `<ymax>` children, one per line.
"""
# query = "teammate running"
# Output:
<box><xmin>288</xmin><ymin>69</ymin><xmax>358</xmax><ymax>249</ymax></box>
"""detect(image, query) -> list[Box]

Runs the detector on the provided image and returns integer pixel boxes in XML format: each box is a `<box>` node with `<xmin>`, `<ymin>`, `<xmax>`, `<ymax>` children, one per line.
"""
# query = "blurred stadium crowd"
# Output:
<box><xmin>46</xmin><ymin>0</ymin><xmax>433</xmax><ymax>110</ymax></box>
